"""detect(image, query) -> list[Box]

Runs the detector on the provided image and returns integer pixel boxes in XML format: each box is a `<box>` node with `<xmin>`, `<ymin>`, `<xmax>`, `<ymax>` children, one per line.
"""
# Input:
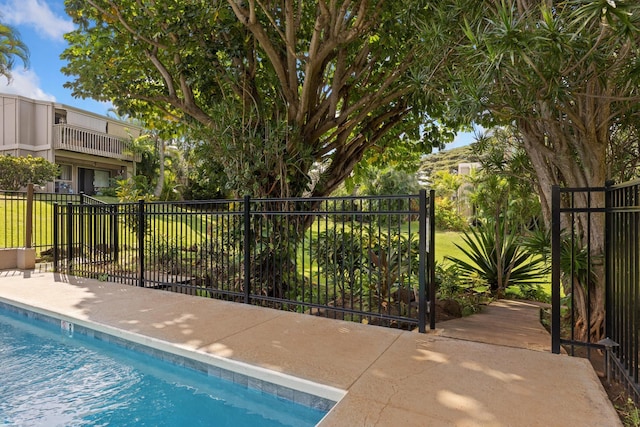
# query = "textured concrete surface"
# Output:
<box><xmin>436</xmin><ymin>299</ymin><xmax>552</xmax><ymax>352</ymax></box>
<box><xmin>0</xmin><ymin>270</ymin><xmax>621</xmax><ymax>426</ymax></box>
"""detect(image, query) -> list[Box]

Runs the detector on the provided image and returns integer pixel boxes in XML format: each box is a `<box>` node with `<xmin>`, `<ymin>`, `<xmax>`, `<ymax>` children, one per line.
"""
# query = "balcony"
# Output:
<box><xmin>53</xmin><ymin>124</ymin><xmax>141</xmax><ymax>162</ymax></box>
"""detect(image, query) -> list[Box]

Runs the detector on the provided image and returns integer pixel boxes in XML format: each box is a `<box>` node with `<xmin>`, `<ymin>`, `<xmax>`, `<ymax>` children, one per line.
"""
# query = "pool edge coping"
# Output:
<box><xmin>0</xmin><ymin>296</ymin><xmax>347</xmax><ymax>412</ymax></box>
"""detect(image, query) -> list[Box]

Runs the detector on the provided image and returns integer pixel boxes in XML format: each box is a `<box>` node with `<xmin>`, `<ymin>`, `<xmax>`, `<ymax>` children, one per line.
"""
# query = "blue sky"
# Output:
<box><xmin>0</xmin><ymin>0</ymin><xmax>473</xmax><ymax>149</ymax></box>
<box><xmin>0</xmin><ymin>0</ymin><xmax>111</xmax><ymax>115</ymax></box>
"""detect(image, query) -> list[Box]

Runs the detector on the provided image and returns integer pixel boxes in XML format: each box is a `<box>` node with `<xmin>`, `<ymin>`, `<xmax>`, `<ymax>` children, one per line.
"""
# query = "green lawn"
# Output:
<box><xmin>0</xmin><ymin>199</ymin><xmax>552</xmax><ymax>301</ymax></box>
<box><xmin>0</xmin><ymin>199</ymin><xmax>56</xmax><ymax>247</ymax></box>
<box><xmin>434</xmin><ymin>231</ymin><xmax>467</xmax><ymax>264</ymax></box>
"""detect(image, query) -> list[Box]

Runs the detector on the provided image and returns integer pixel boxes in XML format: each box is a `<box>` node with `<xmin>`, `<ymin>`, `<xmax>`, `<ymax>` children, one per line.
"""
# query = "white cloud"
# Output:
<box><xmin>0</xmin><ymin>69</ymin><xmax>56</xmax><ymax>102</ymax></box>
<box><xmin>1</xmin><ymin>0</ymin><xmax>74</xmax><ymax>41</ymax></box>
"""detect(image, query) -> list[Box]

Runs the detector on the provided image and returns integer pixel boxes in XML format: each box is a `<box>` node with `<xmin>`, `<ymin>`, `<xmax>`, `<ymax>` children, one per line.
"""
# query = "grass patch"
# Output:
<box><xmin>434</xmin><ymin>231</ymin><xmax>467</xmax><ymax>264</ymax></box>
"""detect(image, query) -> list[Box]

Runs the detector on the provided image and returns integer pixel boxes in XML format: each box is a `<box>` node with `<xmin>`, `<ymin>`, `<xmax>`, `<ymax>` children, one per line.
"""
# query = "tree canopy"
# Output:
<box><xmin>61</xmin><ymin>0</ymin><xmax>442</xmax><ymax>199</ymax></box>
<box><xmin>0</xmin><ymin>155</ymin><xmax>58</xmax><ymax>191</ymax></box>
<box><xmin>417</xmin><ymin>0</ymin><xmax>640</xmax><ymax>339</ymax></box>
<box><xmin>419</xmin><ymin>0</ymin><xmax>640</xmax><ymax>225</ymax></box>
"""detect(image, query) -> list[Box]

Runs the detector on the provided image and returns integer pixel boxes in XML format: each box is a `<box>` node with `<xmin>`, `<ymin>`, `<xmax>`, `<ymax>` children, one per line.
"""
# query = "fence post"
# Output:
<box><xmin>604</xmin><ymin>180</ymin><xmax>613</xmax><ymax>340</ymax></box>
<box><xmin>25</xmin><ymin>183</ymin><xmax>33</xmax><ymax>248</ymax></box>
<box><xmin>66</xmin><ymin>202</ymin><xmax>74</xmax><ymax>270</ymax></box>
<box><xmin>551</xmin><ymin>185</ymin><xmax>561</xmax><ymax>354</ymax></box>
<box><xmin>53</xmin><ymin>203</ymin><xmax>59</xmax><ymax>272</ymax></box>
<box><xmin>243</xmin><ymin>195</ymin><xmax>251</xmax><ymax>304</ymax></box>
<box><xmin>418</xmin><ymin>189</ymin><xmax>427</xmax><ymax>333</ymax></box>
<box><xmin>428</xmin><ymin>189</ymin><xmax>436</xmax><ymax>330</ymax></box>
<box><xmin>138</xmin><ymin>200</ymin><xmax>145</xmax><ymax>287</ymax></box>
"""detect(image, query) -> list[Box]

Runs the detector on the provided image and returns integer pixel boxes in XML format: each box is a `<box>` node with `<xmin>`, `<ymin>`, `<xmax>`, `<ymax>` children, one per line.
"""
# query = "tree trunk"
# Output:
<box><xmin>517</xmin><ymin>101</ymin><xmax>608</xmax><ymax>342</ymax></box>
<box><xmin>153</xmin><ymin>135</ymin><xmax>165</xmax><ymax>199</ymax></box>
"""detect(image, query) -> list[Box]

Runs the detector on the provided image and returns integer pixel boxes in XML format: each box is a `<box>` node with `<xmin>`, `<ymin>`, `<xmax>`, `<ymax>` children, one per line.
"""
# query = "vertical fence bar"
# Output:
<box><xmin>112</xmin><ymin>205</ymin><xmax>119</xmax><ymax>260</ymax></box>
<box><xmin>243</xmin><ymin>195</ymin><xmax>251</xmax><ymax>304</ymax></box>
<box><xmin>53</xmin><ymin>203</ymin><xmax>59</xmax><ymax>272</ymax></box>
<box><xmin>79</xmin><ymin>193</ymin><xmax>85</xmax><ymax>259</ymax></box>
<box><xmin>586</xmin><ymin>190</ymin><xmax>592</xmax><ymax>358</ymax></box>
<box><xmin>605</xmin><ymin>182</ymin><xmax>612</xmax><ymax>341</ymax></box>
<box><xmin>633</xmin><ymin>185</ymin><xmax>640</xmax><ymax>385</ymax></box>
<box><xmin>66</xmin><ymin>202</ymin><xmax>73</xmax><ymax>271</ymax></box>
<box><xmin>428</xmin><ymin>189</ymin><xmax>436</xmax><ymax>330</ymax></box>
<box><xmin>418</xmin><ymin>190</ymin><xmax>427</xmax><ymax>333</ymax></box>
<box><xmin>25</xmin><ymin>183</ymin><xmax>33</xmax><ymax>249</ymax></box>
<box><xmin>569</xmin><ymin>193</ymin><xmax>576</xmax><ymax>356</ymax></box>
<box><xmin>551</xmin><ymin>185</ymin><xmax>561</xmax><ymax>354</ymax></box>
<box><xmin>138</xmin><ymin>200</ymin><xmax>145</xmax><ymax>287</ymax></box>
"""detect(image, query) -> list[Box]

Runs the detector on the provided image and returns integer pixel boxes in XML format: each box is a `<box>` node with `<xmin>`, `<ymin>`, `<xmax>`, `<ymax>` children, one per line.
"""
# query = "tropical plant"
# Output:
<box><xmin>114</xmin><ymin>178</ymin><xmax>155</xmax><ymax>236</ymax></box>
<box><xmin>446</xmin><ymin>220</ymin><xmax>549</xmax><ymax>298</ymax></box>
<box><xmin>312</xmin><ymin>228</ymin><xmax>420</xmax><ymax>316</ymax></box>
<box><xmin>431</xmin><ymin>170</ymin><xmax>463</xmax><ymax>200</ymax></box>
<box><xmin>148</xmin><ymin>234</ymin><xmax>183</xmax><ymax>274</ymax></box>
<box><xmin>354</xmin><ymin>167</ymin><xmax>421</xmax><ymax>226</ymax></box>
<box><xmin>435</xmin><ymin>262</ymin><xmax>485</xmax><ymax>316</ymax></box>
<box><xmin>312</xmin><ymin>228</ymin><xmax>367</xmax><ymax>297</ymax></box>
<box><xmin>418</xmin><ymin>0</ymin><xmax>640</xmax><ymax>338</ymax></box>
<box><xmin>434</xmin><ymin>197</ymin><xmax>467</xmax><ymax>232</ymax></box>
<box><xmin>466</xmin><ymin>129</ymin><xmax>543</xmax><ymax>232</ymax></box>
<box><xmin>367</xmin><ymin>233</ymin><xmax>420</xmax><ymax>305</ymax></box>
<box><xmin>0</xmin><ymin>19</ymin><xmax>28</xmax><ymax>80</ymax></box>
<box><xmin>608</xmin><ymin>124</ymin><xmax>640</xmax><ymax>183</ymax></box>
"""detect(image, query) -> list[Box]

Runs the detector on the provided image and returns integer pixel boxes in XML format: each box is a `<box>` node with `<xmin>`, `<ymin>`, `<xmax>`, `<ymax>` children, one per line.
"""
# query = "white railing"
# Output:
<box><xmin>53</xmin><ymin>124</ymin><xmax>140</xmax><ymax>162</ymax></box>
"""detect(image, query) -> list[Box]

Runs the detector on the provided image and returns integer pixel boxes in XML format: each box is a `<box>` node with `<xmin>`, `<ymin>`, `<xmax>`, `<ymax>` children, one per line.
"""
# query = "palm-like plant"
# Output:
<box><xmin>0</xmin><ymin>20</ymin><xmax>29</xmax><ymax>80</ymax></box>
<box><xmin>446</xmin><ymin>219</ymin><xmax>549</xmax><ymax>298</ymax></box>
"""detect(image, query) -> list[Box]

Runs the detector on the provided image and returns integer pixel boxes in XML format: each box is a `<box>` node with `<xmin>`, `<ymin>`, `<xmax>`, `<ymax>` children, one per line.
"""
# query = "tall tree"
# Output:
<box><xmin>0</xmin><ymin>18</ymin><xmax>29</xmax><ymax>80</ymax></box>
<box><xmin>418</xmin><ymin>0</ymin><xmax>640</xmax><ymax>339</ymax></box>
<box><xmin>61</xmin><ymin>0</ymin><xmax>438</xmax><ymax>200</ymax></box>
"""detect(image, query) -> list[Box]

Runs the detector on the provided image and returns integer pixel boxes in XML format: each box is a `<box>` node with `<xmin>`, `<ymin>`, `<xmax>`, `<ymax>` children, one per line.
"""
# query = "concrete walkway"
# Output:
<box><xmin>0</xmin><ymin>270</ymin><xmax>621</xmax><ymax>426</ymax></box>
<box><xmin>437</xmin><ymin>299</ymin><xmax>552</xmax><ymax>352</ymax></box>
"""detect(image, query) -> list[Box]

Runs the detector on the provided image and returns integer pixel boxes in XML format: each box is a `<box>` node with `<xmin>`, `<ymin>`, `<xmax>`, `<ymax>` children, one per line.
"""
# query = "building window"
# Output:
<box><xmin>55</xmin><ymin>164</ymin><xmax>73</xmax><ymax>193</ymax></box>
<box><xmin>58</xmin><ymin>164</ymin><xmax>72</xmax><ymax>181</ymax></box>
<box><xmin>55</xmin><ymin>110</ymin><xmax>67</xmax><ymax>124</ymax></box>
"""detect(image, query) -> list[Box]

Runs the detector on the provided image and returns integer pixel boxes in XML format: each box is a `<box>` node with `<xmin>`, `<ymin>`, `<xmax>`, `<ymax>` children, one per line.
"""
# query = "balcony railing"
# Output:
<box><xmin>53</xmin><ymin>124</ymin><xmax>140</xmax><ymax>162</ymax></box>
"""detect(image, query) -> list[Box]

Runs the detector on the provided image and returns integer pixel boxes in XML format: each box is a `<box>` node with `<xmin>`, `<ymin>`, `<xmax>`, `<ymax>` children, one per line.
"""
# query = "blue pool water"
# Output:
<box><xmin>0</xmin><ymin>308</ymin><xmax>327</xmax><ymax>426</ymax></box>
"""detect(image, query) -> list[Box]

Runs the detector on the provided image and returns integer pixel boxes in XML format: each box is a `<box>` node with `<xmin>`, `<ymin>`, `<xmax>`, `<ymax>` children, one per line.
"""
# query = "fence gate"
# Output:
<box><xmin>552</xmin><ymin>180</ymin><xmax>640</xmax><ymax>401</ymax></box>
<box><xmin>53</xmin><ymin>202</ymin><xmax>119</xmax><ymax>275</ymax></box>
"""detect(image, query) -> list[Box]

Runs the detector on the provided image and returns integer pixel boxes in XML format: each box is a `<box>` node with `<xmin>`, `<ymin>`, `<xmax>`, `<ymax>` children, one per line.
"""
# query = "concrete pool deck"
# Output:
<box><xmin>0</xmin><ymin>269</ymin><xmax>621</xmax><ymax>426</ymax></box>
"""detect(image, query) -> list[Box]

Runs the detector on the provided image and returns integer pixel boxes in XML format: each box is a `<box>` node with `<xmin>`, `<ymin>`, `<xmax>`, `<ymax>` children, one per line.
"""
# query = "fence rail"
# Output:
<box><xmin>53</xmin><ymin>191</ymin><xmax>436</xmax><ymax>332</ymax></box>
<box><xmin>552</xmin><ymin>180</ymin><xmax>640</xmax><ymax>401</ymax></box>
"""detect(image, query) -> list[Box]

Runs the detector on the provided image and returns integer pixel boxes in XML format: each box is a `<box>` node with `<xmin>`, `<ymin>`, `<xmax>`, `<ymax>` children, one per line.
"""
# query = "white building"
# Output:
<box><xmin>457</xmin><ymin>162</ymin><xmax>481</xmax><ymax>218</ymax></box>
<box><xmin>0</xmin><ymin>94</ymin><xmax>142</xmax><ymax>194</ymax></box>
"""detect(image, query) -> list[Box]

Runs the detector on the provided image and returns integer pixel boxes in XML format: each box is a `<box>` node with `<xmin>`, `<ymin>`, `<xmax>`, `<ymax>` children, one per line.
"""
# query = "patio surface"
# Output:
<box><xmin>0</xmin><ymin>269</ymin><xmax>621</xmax><ymax>426</ymax></box>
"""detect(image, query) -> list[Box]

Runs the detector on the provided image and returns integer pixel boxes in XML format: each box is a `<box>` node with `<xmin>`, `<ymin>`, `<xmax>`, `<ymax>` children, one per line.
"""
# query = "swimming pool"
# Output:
<box><xmin>0</xmin><ymin>306</ymin><xmax>329</xmax><ymax>426</ymax></box>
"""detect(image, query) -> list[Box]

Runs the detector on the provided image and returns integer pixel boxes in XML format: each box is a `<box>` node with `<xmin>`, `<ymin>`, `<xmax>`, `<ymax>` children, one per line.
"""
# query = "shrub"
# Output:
<box><xmin>435</xmin><ymin>262</ymin><xmax>486</xmax><ymax>316</ymax></box>
<box><xmin>0</xmin><ymin>155</ymin><xmax>58</xmax><ymax>190</ymax></box>
<box><xmin>446</xmin><ymin>219</ymin><xmax>549</xmax><ymax>298</ymax></box>
<box><xmin>434</xmin><ymin>197</ymin><xmax>467</xmax><ymax>231</ymax></box>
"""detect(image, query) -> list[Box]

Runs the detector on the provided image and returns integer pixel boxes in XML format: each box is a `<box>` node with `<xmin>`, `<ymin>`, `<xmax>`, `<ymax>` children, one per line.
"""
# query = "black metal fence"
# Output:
<box><xmin>605</xmin><ymin>180</ymin><xmax>640</xmax><ymax>400</ymax></box>
<box><xmin>53</xmin><ymin>191</ymin><xmax>436</xmax><ymax>332</ymax></box>
<box><xmin>552</xmin><ymin>180</ymin><xmax>640</xmax><ymax>401</ymax></box>
<box><xmin>0</xmin><ymin>190</ymin><xmax>82</xmax><ymax>251</ymax></box>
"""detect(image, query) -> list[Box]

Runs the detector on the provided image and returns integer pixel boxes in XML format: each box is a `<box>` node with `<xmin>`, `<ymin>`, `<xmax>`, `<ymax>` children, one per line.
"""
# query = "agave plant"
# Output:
<box><xmin>446</xmin><ymin>219</ymin><xmax>549</xmax><ymax>298</ymax></box>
